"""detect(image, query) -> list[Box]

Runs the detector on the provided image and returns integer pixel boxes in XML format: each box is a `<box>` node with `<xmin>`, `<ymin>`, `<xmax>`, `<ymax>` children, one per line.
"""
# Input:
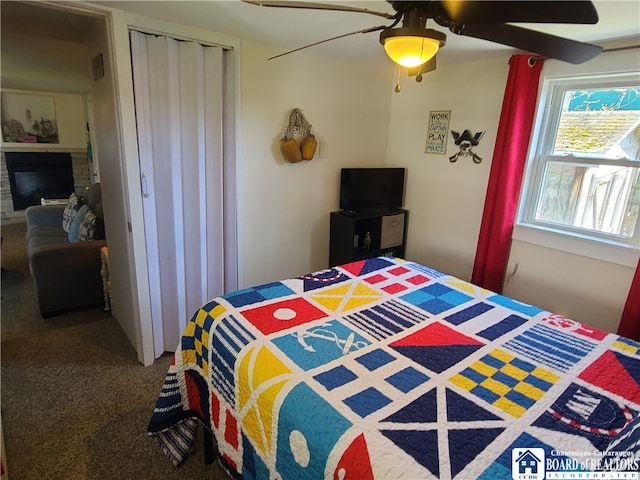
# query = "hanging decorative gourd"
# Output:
<box><xmin>300</xmin><ymin>134</ymin><xmax>318</xmax><ymax>160</ymax></box>
<box><xmin>281</xmin><ymin>136</ymin><xmax>302</xmax><ymax>163</ymax></box>
<box><xmin>280</xmin><ymin>108</ymin><xmax>317</xmax><ymax>163</ymax></box>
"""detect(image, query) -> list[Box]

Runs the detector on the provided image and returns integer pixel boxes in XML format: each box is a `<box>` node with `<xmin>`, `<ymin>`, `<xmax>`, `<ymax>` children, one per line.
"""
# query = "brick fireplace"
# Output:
<box><xmin>1</xmin><ymin>147</ymin><xmax>91</xmax><ymax>221</ymax></box>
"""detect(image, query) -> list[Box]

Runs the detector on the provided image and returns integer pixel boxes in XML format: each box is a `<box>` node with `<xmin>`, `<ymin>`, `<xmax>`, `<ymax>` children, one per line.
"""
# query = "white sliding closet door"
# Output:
<box><xmin>130</xmin><ymin>31</ymin><xmax>237</xmax><ymax>356</ymax></box>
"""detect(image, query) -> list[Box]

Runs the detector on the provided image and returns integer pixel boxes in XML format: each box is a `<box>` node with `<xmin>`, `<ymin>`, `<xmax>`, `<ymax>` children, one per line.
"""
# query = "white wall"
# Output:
<box><xmin>387</xmin><ymin>57</ymin><xmax>509</xmax><ymax>280</ymax></box>
<box><xmin>503</xmin><ymin>241</ymin><xmax>635</xmax><ymax>332</ymax></box>
<box><xmin>386</xmin><ymin>52</ymin><xmax>638</xmax><ymax>333</ymax></box>
<box><xmin>0</xmin><ymin>30</ymin><xmax>89</xmax><ymax>94</ymax></box>
<box><xmin>239</xmin><ymin>41</ymin><xmax>393</xmax><ymax>286</ymax></box>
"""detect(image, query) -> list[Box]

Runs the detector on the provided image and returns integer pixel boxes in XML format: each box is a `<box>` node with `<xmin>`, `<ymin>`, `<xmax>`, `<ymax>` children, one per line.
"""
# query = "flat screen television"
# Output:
<box><xmin>340</xmin><ymin>167</ymin><xmax>405</xmax><ymax>213</ymax></box>
<box><xmin>12</xmin><ymin>171</ymin><xmax>74</xmax><ymax>210</ymax></box>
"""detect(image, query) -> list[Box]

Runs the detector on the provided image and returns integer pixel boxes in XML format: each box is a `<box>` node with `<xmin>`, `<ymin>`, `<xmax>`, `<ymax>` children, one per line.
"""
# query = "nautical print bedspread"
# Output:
<box><xmin>147</xmin><ymin>257</ymin><xmax>640</xmax><ymax>479</ymax></box>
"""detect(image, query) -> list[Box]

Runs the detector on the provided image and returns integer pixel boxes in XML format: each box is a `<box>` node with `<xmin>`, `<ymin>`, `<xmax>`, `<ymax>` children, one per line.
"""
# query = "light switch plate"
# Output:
<box><xmin>319</xmin><ymin>138</ymin><xmax>328</xmax><ymax>158</ymax></box>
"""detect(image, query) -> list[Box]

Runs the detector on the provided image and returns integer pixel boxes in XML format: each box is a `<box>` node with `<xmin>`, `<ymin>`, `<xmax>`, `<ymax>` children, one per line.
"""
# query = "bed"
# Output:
<box><xmin>147</xmin><ymin>257</ymin><xmax>640</xmax><ymax>479</ymax></box>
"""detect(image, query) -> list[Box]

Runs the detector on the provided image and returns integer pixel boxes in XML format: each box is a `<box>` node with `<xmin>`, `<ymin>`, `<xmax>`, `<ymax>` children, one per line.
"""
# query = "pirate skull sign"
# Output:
<box><xmin>449</xmin><ymin>129</ymin><xmax>485</xmax><ymax>163</ymax></box>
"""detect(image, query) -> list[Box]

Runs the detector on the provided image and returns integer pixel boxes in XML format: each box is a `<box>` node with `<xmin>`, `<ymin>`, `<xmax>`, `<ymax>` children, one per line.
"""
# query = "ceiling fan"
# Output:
<box><xmin>242</xmin><ymin>0</ymin><xmax>603</xmax><ymax>81</ymax></box>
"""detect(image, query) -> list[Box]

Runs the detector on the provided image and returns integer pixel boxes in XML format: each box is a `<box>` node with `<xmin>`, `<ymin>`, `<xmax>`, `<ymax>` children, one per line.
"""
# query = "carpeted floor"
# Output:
<box><xmin>1</xmin><ymin>221</ymin><xmax>229</xmax><ymax>479</ymax></box>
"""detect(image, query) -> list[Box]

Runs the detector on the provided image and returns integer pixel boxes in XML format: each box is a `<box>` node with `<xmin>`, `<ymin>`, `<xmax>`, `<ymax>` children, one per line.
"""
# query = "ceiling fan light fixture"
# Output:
<box><xmin>380</xmin><ymin>28</ymin><xmax>446</xmax><ymax>68</ymax></box>
<box><xmin>383</xmin><ymin>36</ymin><xmax>439</xmax><ymax>67</ymax></box>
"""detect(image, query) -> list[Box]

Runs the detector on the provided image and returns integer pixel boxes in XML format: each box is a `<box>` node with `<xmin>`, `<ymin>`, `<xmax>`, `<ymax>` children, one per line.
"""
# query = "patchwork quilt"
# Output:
<box><xmin>147</xmin><ymin>257</ymin><xmax>640</xmax><ymax>479</ymax></box>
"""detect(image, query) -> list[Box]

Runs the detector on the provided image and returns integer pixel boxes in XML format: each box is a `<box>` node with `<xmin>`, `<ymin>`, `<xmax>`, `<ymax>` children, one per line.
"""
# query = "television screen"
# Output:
<box><xmin>340</xmin><ymin>167</ymin><xmax>405</xmax><ymax>213</ymax></box>
<box><xmin>13</xmin><ymin>171</ymin><xmax>73</xmax><ymax>210</ymax></box>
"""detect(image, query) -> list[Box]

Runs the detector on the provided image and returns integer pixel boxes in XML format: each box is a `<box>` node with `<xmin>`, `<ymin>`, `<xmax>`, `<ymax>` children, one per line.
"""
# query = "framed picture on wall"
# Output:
<box><xmin>1</xmin><ymin>92</ymin><xmax>59</xmax><ymax>144</ymax></box>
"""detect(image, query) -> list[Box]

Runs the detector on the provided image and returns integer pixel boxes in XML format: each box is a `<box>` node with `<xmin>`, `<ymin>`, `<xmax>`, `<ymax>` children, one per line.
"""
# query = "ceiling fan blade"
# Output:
<box><xmin>268</xmin><ymin>25</ymin><xmax>387</xmax><ymax>60</ymax></box>
<box><xmin>455</xmin><ymin>23</ymin><xmax>602</xmax><ymax>64</ymax></box>
<box><xmin>241</xmin><ymin>0</ymin><xmax>396</xmax><ymax>19</ymax></box>
<box><xmin>440</xmin><ymin>1</ymin><xmax>599</xmax><ymax>25</ymax></box>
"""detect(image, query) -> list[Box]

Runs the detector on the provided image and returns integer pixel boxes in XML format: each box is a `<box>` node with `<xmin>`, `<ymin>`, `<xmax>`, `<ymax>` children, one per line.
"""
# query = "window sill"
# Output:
<box><xmin>512</xmin><ymin>223</ymin><xmax>639</xmax><ymax>268</ymax></box>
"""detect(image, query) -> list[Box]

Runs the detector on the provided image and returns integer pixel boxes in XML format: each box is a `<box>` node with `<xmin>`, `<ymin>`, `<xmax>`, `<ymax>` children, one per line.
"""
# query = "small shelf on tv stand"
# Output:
<box><xmin>329</xmin><ymin>208</ymin><xmax>408</xmax><ymax>267</ymax></box>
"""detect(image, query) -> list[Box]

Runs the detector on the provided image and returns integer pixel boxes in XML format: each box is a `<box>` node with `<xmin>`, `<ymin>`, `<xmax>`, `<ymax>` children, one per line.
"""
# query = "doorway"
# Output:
<box><xmin>1</xmin><ymin>1</ymin><xmax>241</xmax><ymax>365</ymax></box>
<box><xmin>0</xmin><ymin>1</ymin><xmax>155</xmax><ymax>364</ymax></box>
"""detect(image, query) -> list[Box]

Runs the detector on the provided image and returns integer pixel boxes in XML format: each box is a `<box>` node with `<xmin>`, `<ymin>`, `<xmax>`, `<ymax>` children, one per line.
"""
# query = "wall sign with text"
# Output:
<box><xmin>425</xmin><ymin>110</ymin><xmax>450</xmax><ymax>155</ymax></box>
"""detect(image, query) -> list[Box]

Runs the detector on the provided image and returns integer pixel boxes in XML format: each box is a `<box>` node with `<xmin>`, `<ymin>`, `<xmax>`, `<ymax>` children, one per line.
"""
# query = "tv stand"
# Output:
<box><xmin>329</xmin><ymin>209</ymin><xmax>408</xmax><ymax>266</ymax></box>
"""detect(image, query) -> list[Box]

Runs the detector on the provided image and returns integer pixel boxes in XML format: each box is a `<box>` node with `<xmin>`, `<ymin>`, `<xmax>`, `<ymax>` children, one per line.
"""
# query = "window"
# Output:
<box><xmin>517</xmin><ymin>73</ymin><xmax>640</xmax><ymax>262</ymax></box>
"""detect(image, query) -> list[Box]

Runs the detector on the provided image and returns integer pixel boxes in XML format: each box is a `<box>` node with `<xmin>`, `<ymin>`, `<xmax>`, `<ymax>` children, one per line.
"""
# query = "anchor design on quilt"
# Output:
<box><xmin>293</xmin><ymin>323</ymin><xmax>368</xmax><ymax>355</ymax></box>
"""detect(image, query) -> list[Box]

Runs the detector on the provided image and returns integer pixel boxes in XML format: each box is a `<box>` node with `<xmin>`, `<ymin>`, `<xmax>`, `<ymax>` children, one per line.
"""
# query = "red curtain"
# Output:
<box><xmin>617</xmin><ymin>259</ymin><xmax>640</xmax><ymax>341</ymax></box>
<box><xmin>471</xmin><ymin>54</ymin><xmax>544</xmax><ymax>293</ymax></box>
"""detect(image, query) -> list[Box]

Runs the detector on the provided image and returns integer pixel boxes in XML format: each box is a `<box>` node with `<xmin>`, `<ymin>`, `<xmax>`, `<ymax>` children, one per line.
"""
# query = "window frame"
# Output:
<box><xmin>516</xmin><ymin>71</ymin><xmax>640</xmax><ymax>267</ymax></box>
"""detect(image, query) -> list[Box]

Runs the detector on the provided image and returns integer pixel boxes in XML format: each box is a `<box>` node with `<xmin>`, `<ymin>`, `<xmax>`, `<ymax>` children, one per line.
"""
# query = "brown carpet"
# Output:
<box><xmin>1</xmin><ymin>222</ymin><xmax>229</xmax><ymax>479</ymax></box>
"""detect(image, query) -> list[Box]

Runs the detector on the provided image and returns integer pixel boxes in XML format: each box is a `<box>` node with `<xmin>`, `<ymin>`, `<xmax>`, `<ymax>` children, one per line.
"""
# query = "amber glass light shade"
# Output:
<box><xmin>380</xmin><ymin>28</ymin><xmax>446</xmax><ymax>68</ymax></box>
<box><xmin>383</xmin><ymin>35</ymin><xmax>441</xmax><ymax>67</ymax></box>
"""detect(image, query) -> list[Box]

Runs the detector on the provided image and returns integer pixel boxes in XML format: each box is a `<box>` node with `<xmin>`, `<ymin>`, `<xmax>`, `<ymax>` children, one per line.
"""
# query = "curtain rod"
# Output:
<box><xmin>520</xmin><ymin>43</ymin><xmax>639</xmax><ymax>65</ymax></box>
<box><xmin>602</xmin><ymin>44</ymin><xmax>640</xmax><ymax>53</ymax></box>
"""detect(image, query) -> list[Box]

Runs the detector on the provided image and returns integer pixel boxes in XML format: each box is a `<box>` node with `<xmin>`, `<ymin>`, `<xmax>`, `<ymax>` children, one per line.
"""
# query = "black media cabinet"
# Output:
<box><xmin>329</xmin><ymin>209</ymin><xmax>408</xmax><ymax>267</ymax></box>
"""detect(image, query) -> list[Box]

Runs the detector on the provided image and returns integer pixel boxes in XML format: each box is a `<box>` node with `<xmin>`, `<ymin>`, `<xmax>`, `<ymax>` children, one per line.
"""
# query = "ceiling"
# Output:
<box><xmin>0</xmin><ymin>1</ymin><xmax>99</xmax><ymax>43</ymax></box>
<box><xmin>78</xmin><ymin>0</ymin><xmax>640</xmax><ymax>65</ymax></box>
<box><xmin>2</xmin><ymin>0</ymin><xmax>639</xmax><ymax>68</ymax></box>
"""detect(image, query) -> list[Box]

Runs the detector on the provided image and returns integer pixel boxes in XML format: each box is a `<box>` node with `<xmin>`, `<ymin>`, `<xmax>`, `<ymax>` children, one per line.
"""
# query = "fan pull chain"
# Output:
<box><xmin>415</xmin><ymin>38</ymin><xmax>425</xmax><ymax>83</ymax></box>
<box><xmin>394</xmin><ymin>65</ymin><xmax>402</xmax><ymax>93</ymax></box>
